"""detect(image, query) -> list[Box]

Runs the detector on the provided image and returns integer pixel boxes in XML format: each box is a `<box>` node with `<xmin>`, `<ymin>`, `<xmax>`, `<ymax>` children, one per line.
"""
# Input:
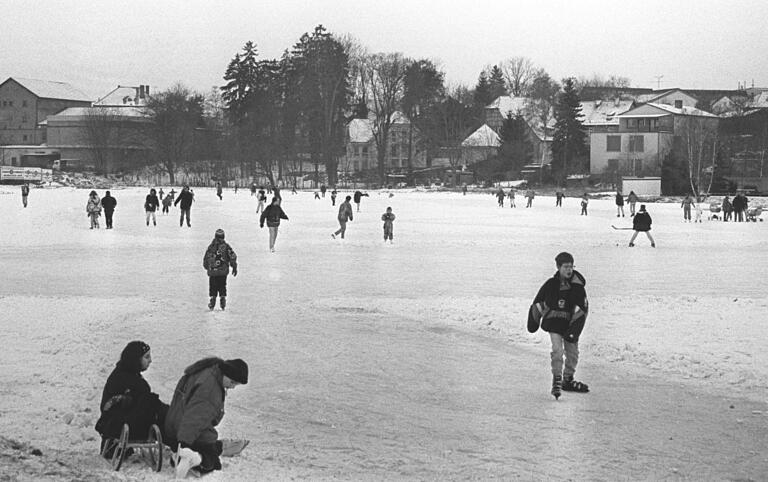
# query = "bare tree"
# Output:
<box><xmin>82</xmin><ymin>106</ymin><xmax>151</xmax><ymax>174</ymax></box>
<box><xmin>362</xmin><ymin>52</ymin><xmax>409</xmax><ymax>184</ymax></box>
<box><xmin>501</xmin><ymin>57</ymin><xmax>535</xmax><ymax>96</ymax></box>
<box><xmin>679</xmin><ymin>117</ymin><xmax>719</xmax><ymax>197</ymax></box>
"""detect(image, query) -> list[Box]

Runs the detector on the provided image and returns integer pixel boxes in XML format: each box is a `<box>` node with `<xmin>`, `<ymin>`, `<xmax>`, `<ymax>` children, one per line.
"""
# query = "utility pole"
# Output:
<box><xmin>654</xmin><ymin>75</ymin><xmax>664</xmax><ymax>90</ymax></box>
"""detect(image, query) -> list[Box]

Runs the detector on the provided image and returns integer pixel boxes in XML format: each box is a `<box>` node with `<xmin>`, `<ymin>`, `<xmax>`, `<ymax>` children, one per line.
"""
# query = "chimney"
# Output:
<box><xmin>144</xmin><ymin>85</ymin><xmax>150</xmax><ymax>97</ymax></box>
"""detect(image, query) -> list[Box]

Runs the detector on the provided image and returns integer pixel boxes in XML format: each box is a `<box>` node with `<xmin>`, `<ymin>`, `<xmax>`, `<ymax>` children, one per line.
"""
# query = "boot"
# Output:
<box><xmin>551</xmin><ymin>375</ymin><xmax>562</xmax><ymax>400</ymax></box>
<box><xmin>220</xmin><ymin>297</ymin><xmax>226</xmax><ymax>310</ymax></box>
<box><xmin>208</xmin><ymin>297</ymin><xmax>216</xmax><ymax>310</ymax></box>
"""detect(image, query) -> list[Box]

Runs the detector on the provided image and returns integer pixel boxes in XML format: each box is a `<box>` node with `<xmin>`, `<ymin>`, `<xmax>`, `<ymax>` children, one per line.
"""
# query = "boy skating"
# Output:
<box><xmin>527</xmin><ymin>252</ymin><xmax>589</xmax><ymax>399</ymax></box>
<box><xmin>203</xmin><ymin>229</ymin><xmax>238</xmax><ymax>310</ymax></box>
<box><xmin>332</xmin><ymin>196</ymin><xmax>354</xmax><ymax>239</ymax></box>
<box><xmin>629</xmin><ymin>204</ymin><xmax>655</xmax><ymax>247</ymax></box>
<box><xmin>381</xmin><ymin>207</ymin><xmax>396</xmax><ymax>243</ymax></box>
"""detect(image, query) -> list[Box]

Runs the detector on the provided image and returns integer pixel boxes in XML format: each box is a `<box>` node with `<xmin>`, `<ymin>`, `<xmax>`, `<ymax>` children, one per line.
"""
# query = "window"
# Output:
<box><xmin>606</xmin><ymin>135</ymin><xmax>621</xmax><ymax>152</ymax></box>
<box><xmin>633</xmin><ymin>159</ymin><xmax>643</xmax><ymax>174</ymax></box>
<box><xmin>22</xmin><ymin>100</ymin><xmax>28</xmax><ymax>107</ymax></box>
<box><xmin>23</xmin><ymin>134</ymin><xmax>28</xmax><ymax>142</ymax></box>
<box><xmin>607</xmin><ymin>159</ymin><xmax>619</xmax><ymax>171</ymax></box>
<box><xmin>11</xmin><ymin>157</ymin><xmax>17</xmax><ymax>166</ymax></box>
<box><xmin>22</xmin><ymin>113</ymin><xmax>28</xmax><ymax>122</ymax></box>
<box><xmin>627</xmin><ymin>119</ymin><xmax>637</xmax><ymax>129</ymax></box>
<box><xmin>2</xmin><ymin>101</ymin><xmax>6</xmax><ymax>107</ymax></box>
<box><xmin>674</xmin><ymin>100</ymin><xmax>683</xmax><ymax>109</ymax></box>
<box><xmin>629</xmin><ymin>135</ymin><xmax>644</xmax><ymax>152</ymax></box>
<box><xmin>362</xmin><ymin>146</ymin><xmax>368</xmax><ymax>156</ymax></box>
<box><xmin>8</xmin><ymin>101</ymin><xmax>12</xmax><ymax>107</ymax></box>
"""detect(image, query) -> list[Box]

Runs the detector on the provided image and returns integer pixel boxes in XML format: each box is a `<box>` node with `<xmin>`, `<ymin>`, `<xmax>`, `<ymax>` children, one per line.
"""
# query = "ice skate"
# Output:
<box><xmin>208</xmin><ymin>297</ymin><xmax>216</xmax><ymax>310</ymax></box>
<box><xmin>562</xmin><ymin>378</ymin><xmax>589</xmax><ymax>393</ymax></box>
<box><xmin>629</xmin><ymin>243</ymin><xmax>635</xmax><ymax>247</ymax></box>
<box><xmin>551</xmin><ymin>375</ymin><xmax>562</xmax><ymax>400</ymax></box>
<box><xmin>331</xmin><ymin>234</ymin><xmax>335</xmax><ymax>239</ymax></box>
<box><xmin>220</xmin><ymin>296</ymin><xmax>226</xmax><ymax>310</ymax></box>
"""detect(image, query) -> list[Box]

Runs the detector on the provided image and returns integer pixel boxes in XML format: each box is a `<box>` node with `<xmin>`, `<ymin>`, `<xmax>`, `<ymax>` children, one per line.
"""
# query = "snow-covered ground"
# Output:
<box><xmin>1</xmin><ymin>186</ymin><xmax>767</xmax><ymax>480</ymax></box>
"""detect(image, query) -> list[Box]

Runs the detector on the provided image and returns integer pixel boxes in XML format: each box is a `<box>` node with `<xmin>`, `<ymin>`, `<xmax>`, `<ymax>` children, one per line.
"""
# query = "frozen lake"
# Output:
<box><xmin>1</xmin><ymin>186</ymin><xmax>767</xmax><ymax>480</ymax></box>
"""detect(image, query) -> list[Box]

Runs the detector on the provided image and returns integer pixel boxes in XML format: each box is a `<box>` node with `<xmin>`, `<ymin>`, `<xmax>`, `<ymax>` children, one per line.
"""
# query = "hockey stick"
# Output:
<box><xmin>611</xmin><ymin>225</ymin><xmax>634</xmax><ymax>230</ymax></box>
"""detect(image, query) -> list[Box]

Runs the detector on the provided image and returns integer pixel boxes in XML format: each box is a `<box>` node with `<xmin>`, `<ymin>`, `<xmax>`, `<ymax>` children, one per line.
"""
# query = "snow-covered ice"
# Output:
<box><xmin>1</xmin><ymin>186</ymin><xmax>767</xmax><ymax>480</ymax></box>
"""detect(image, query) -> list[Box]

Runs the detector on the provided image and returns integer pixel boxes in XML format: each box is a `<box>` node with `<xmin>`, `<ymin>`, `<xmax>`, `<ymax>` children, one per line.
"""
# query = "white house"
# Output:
<box><xmin>636</xmin><ymin>88</ymin><xmax>698</xmax><ymax>109</ymax></box>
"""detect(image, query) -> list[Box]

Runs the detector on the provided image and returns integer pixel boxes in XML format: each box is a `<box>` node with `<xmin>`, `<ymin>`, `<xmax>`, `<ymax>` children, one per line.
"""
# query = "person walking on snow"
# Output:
<box><xmin>102</xmin><ymin>191</ymin><xmax>117</xmax><ymax>229</ymax></box>
<box><xmin>527</xmin><ymin>252</ymin><xmax>589</xmax><ymax>399</ymax></box>
<box><xmin>381</xmin><ymin>207</ymin><xmax>396</xmax><ymax>243</ymax></box>
<box><xmin>580</xmin><ymin>193</ymin><xmax>589</xmax><ymax>216</ymax></box>
<box><xmin>555</xmin><ymin>189</ymin><xmax>565</xmax><ymax>207</ymax></box>
<box><xmin>21</xmin><ymin>183</ymin><xmax>30</xmax><ymax>208</ymax></box>
<box><xmin>615</xmin><ymin>190</ymin><xmax>625</xmax><ymax>217</ymax></box>
<box><xmin>681</xmin><ymin>193</ymin><xmax>695</xmax><ymax>222</ymax></box>
<box><xmin>320</xmin><ymin>184</ymin><xmax>327</xmax><ymax>197</ymax></box>
<box><xmin>332</xmin><ymin>195</ymin><xmax>354</xmax><ymax>239</ymax></box>
<box><xmin>203</xmin><ymin>229</ymin><xmax>237</xmax><ymax>310</ymax></box>
<box><xmin>164</xmin><ymin>357</ymin><xmax>248</xmax><ymax>478</ymax></box>
<box><xmin>722</xmin><ymin>196</ymin><xmax>733</xmax><ymax>222</ymax></box>
<box><xmin>260</xmin><ymin>197</ymin><xmax>289</xmax><ymax>253</ymax></box>
<box><xmin>216</xmin><ymin>182</ymin><xmax>223</xmax><ymax>201</ymax></box>
<box><xmin>353</xmin><ymin>190</ymin><xmax>367</xmax><ymax>212</ymax></box>
<box><xmin>629</xmin><ymin>204</ymin><xmax>655</xmax><ymax>247</ymax></box>
<box><xmin>626</xmin><ymin>191</ymin><xmax>639</xmax><ymax>216</ymax></box>
<box><xmin>159</xmin><ymin>188</ymin><xmax>164</xmax><ymax>200</ymax></box>
<box><xmin>256</xmin><ymin>187</ymin><xmax>267</xmax><ymax>213</ymax></box>
<box><xmin>144</xmin><ymin>188</ymin><xmax>160</xmax><ymax>226</ymax></box>
<box><xmin>525</xmin><ymin>189</ymin><xmax>535</xmax><ymax>208</ymax></box>
<box><xmin>508</xmin><ymin>188</ymin><xmax>516</xmax><ymax>207</ymax></box>
<box><xmin>86</xmin><ymin>190</ymin><xmax>102</xmax><ymax>229</ymax></box>
<box><xmin>162</xmin><ymin>193</ymin><xmax>172</xmax><ymax>214</ymax></box>
<box><xmin>496</xmin><ymin>188</ymin><xmax>505</xmax><ymax>207</ymax></box>
<box><xmin>174</xmin><ymin>185</ymin><xmax>194</xmax><ymax>227</ymax></box>
<box><xmin>330</xmin><ymin>189</ymin><xmax>337</xmax><ymax>206</ymax></box>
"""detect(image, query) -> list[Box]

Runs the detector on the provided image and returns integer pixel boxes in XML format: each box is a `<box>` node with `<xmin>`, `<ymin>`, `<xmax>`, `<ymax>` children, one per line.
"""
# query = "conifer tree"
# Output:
<box><xmin>473</xmin><ymin>71</ymin><xmax>493</xmax><ymax>107</ymax></box>
<box><xmin>499</xmin><ymin>113</ymin><xmax>533</xmax><ymax>175</ymax></box>
<box><xmin>551</xmin><ymin>77</ymin><xmax>586</xmax><ymax>181</ymax></box>
<box><xmin>488</xmin><ymin>65</ymin><xmax>508</xmax><ymax>99</ymax></box>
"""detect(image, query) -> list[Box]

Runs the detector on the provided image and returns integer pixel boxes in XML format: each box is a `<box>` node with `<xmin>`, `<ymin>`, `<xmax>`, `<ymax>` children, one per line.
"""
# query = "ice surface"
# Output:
<box><xmin>1</xmin><ymin>186</ymin><xmax>766</xmax><ymax>480</ymax></box>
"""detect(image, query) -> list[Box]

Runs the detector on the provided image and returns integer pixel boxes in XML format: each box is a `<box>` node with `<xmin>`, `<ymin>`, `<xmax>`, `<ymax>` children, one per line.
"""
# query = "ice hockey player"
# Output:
<box><xmin>527</xmin><ymin>252</ymin><xmax>589</xmax><ymax>399</ymax></box>
<box><xmin>203</xmin><ymin>229</ymin><xmax>238</xmax><ymax>310</ymax></box>
<box><xmin>381</xmin><ymin>207</ymin><xmax>396</xmax><ymax>243</ymax></box>
<box><xmin>629</xmin><ymin>204</ymin><xmax>655</xmax><ymax>248</ymax></box>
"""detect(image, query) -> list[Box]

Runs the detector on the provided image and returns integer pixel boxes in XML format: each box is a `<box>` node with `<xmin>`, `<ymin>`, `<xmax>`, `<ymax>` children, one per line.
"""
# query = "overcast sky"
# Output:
<box><xmin>2</xmin><ymin>0</ymin><xmax>766</xmax><ymax>99</ymax></box>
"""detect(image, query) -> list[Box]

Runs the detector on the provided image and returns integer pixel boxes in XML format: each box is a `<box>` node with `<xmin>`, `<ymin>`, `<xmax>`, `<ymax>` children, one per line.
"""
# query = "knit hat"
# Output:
<box><xmin>215</xmin><ymin>229</ymin><xmax>225</xmax><ymax>239</ymax></box>
<box><xmin>555</xmin><ymin>252</ymin><xmax>574</xmax><ymax>267</ymax></box>
<box><xmin>221</xmin><ymin>359</ymin><xmax>248</xmax><ymax>384</ymax></box>
<box><xmin>118</xmin><ymin>341</ymin><xmax>150</xmax><ymax>372</ymax></box>
<box><xmin>639</xmin><ymin>204</ymin><xmax>646</xmax><ymax>212</ymax></box>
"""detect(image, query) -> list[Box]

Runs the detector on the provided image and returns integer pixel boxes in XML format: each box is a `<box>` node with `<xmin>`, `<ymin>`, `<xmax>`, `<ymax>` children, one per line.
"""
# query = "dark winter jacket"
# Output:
<box><xmin>95</xmin><ymin>349</ymin><xmax>167</xmax><ymax>439</ymax></box>
<box><xmin>174</xmin><ymin>189</ymin><xmax>194</xmax><ymax>210</ymax></box>
<box><xmin>257</xmin><ymin>190</ymin><xmax>266</xmax><ymax>201</ymax></box>
<box><xmin>338</xmin><ymin>201</ymin><xmax>353</xmax><ymax>222</ymax></box>
<box><xmin>354</xmin><ymin>191</ymin><xmax>363</xmax><ymax>203</ymax></box>
<box><xmin>21</xmin><ymin>185</ymin><xmax>29</xmax><ymax>196</ymax></box>
<box><xmin>381</xmin><ymin>212</ymin><xmax>395</xmax><ymax>227</ymax></box>
<box><xmin>145</xmin><ymin>194</ymin><xmax>160</xmax><ymax>212</ymax></box>
<box><xmin>203</xmin><ymin>238</ymin><xmax>237</xmax><ymax>277</ymax></box>
<box><xmin>164</xmin><ymin>358</ymin><xmax>227</xmax><ymax>447</ymax></box>
<box><xmin>260</xmin><ymin>204</ymin><xmax>288</xmax><ymax>228</ymax></box>
<box><xmin>615</xmin><ymin>194</ymin><xmax>624</xmax><ymax>206</ymax></box>
<box><xmin>633</xmin><ymin>211</ymin><xmax>652</xmax><ymax>231</ymax></box>
<box><xmin>101</xmin><ymin>195</ymin><xmax>117</xmax><ymax>211</ymax></box>
<box><xmin>528</xmin><ymin>270</ymin><xmax>588</xmax><ymax>342</ymax></box>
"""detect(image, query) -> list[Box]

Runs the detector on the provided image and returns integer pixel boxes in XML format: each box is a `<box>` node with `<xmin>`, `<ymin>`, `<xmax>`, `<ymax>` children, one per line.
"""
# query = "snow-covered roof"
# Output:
<box><xmin>749</xmin><ymin>91</ymin><xmax>768</xmax><ymax>108</ymax></box>
<box><xmin>47</xmin><ymin>106</ymin><xmax>150</xmax><ymax>120</ymax></box>
<box><xmin>579</xmin><ymin>99</ymin><xmax>634</xmax><ymax>126</ymax></box>
<box><xmin>636</xmin><ymin>89</ymin><xmax>697</xmax><ymax>104</ymax></box>
<box><xmin>486</xmin><ymin>96</ymin><xmax>529</xmax><ymax>116</ymax></box>
<box><xmin>95</xmin><ymin>86</ymin><xmax>148</xmax><ymax>106</ymax></box>
<box><xmin>619</xmin><ymin>103</ymin><xmax>718</xmax><ymax>119</ymax></box>
<box><xmin>461</xmin><ymin>124</ymin><xmax>500</xmax><ymax>147</ymax></box>
<box><xmin>6</xmin><ymin>77</ymin><xmax>91</xmax><ymax>102</ymax></box>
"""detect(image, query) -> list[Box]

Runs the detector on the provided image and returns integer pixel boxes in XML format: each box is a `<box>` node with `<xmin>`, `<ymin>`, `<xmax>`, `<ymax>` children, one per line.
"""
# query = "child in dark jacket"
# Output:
<box><xmin>629</xmin><ymin>204</ymin><xmax>655</xmax><ymax>247</ymax></box>
<box><xmin>527</xmin><ymin>252</ymin><xmax>589</xmax><ymax>399</ymax></box>
<box><xmin>260</xmin><ymin>197</ymin><xmax>289</xmax><ymax>252</ymax></box>
<box><xmin>381</xmin><ymin>207</ymin><xmax>396</xmax><ymax>243</ymax></box>
<box><xmin>203</xmin><ymin>229</ymin><xmax>237</xmax><ymax>310</ymax></box>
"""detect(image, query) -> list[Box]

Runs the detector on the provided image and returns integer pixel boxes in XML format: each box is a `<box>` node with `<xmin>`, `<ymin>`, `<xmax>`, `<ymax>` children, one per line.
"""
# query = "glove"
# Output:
<box><xmin>232</xmin><ymin>268</ymin><xmax>238</xmax><ymax>277</ymax></box>
<box><xmin>260</xmin><ymin>224</ymin><xmax>264</xmax><ymax>228</ymax></box>
<box><xmin>527</xmin><ymin>307</ymin><xmax>540</xmax><ymax>333</ymax></box>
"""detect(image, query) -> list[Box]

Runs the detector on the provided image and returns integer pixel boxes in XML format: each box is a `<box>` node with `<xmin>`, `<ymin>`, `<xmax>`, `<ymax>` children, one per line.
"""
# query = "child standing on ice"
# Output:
<box><xmin>580</xmin><ymin>193</ymin><xmax>589</xmax><ymax>215</ymax></box>
<box><xmin>203</xmin><ymin>229</ymin><xmax>238</xmax><ymax>310</ymax></box>
<box><xmin>527</xmin><ymin>252</ymin><xmax>589</xmax><ymax>399</ymax></box>
<box><xmin>86</xmin><ymin>190</ymin><xmax>102</xmax><ymax>229</ymax></box>
<box><xmin>381</xmin><ymin>207</ymin><xmax>395</xmax><ymax>243</ymax></box>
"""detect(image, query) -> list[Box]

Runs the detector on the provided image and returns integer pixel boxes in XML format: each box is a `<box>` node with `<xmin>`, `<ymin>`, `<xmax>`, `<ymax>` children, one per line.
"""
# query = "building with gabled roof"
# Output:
<box><xmin>0</xmin><ymin>77</ymin><xmax>92</xmax><ymax>145</ymax></box>
<box><xmin>95</xmin><ymin>85</ymin><xmax>151</xmax><ymax>107</ymax></box>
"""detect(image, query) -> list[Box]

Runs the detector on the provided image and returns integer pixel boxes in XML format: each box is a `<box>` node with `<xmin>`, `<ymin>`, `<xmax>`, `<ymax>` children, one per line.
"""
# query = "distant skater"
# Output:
<box><xmin>320</xmin><ymin>184</ymin><xmax>327</xmax><ymax>198</ymax></box>
<box><xmin>203</xmin><ymin>229</ymin><xmax>237</xmax><ymax>310</ymax></box>
<box><xmin>216</xmin><ymin>182</ymin><xmax>223</xmax><ymax>201</ymax></box>
<box><xmin>629</xmin><ymin>204</ymin><xmax>655</xmax><ymax>248</ymax></box>
<box><xmin>314</xmin><ymin>191</ymin><xmax>320</xmax><ymax>200</ymax></box>
<box><xmin>722</xmin><ymin>196</ymin><xmax>733</xmax><ymax>222</ymax></box>
<box><xmin>527</xmin><ymin>252</ymin><xmax>590</xmax><ymax>399</ymax></box>
<box><xmin>260</xmin><ymin>197</ymin><xmax>289</xmax><ymax>253</ymax></box>
<box><xmin>580</xmin><ymin>193</ymin><xmax>589</xmax><ymax>216</ymax></box>
<box><xmin>330</xmin><ymin>189</ymin><xmax>337</xmax><ymax>206</ymax></box>
<box><xmin>496</xmin><ymin>188</ymin><xmax>505</xmax><ymax>207</ymax></box>
<box><xmin>615</xmin><ymin>190</ymin><xmax>625</xmax><ymax>217</ymax></box>
<box><xmin>102</xmin><ymin>190</ymin><xmax>117</xmax><ymax>229</ymax></box>
<box><xmin>332</xmin><ymin>195</ymin><xmax>354</xmax><ymax>239</ymax></box>
<box><xmin>555</xmin><ymin>189</ymin><xmax>564</xmax><ymax>207</ymax></box>
<box><xmin>159</xmin><ymin>188</ymin><xmax>164</xmax><ymax>200</ymax></box>
<box><xmin>162</xmin><ymin>194</ymin><xmax>172</xmax><ymax>214</ymax></box>
<box><xmin>681</xmin><ymin>194</ymin><xmax>695</xmax><ymax>222</ymax></box>
<box><xmin>145</xmin><ymin>188</ymin><xmax>160</xmax><ymax>226</ymax></box>
<box><xmin>86</xmin><ymin>190</ymin><xmax>102</xmax><ymax>229</ymax></box>
<box><xmin>381</xmin><ymin>207</ymin><xmax>396</xmax><ymax>243</ymax></box>
<box><xmin>21</xmin><ymin>183</ymin><xmax>30</xmax><ymax>208</ymax></box>
<box><xmin>508</xmin><ymin>188</ymin><xmax>516</xmax><ymax>208</ymax></box>
<box><xmin>525</xmin><ymin>189</ymin><xmax>535</xmax><ymax>208</ymax></box>
<box><xmin>256</xmin><ymin>187</ymin><xmax>266</xmax><ymax>213</ymax></box>
<box><xmin>353</xmin><ymin>190</ymin><xmax>368</xmax><ymax>212</ymax></box>
<box><xmin>174</xmin><ymin>186</ymin><xmax>194</xmax><ymax>227</ymax></box>
<box><xmin>626</xmin><ymin>191</ymin><xmax>638</xmax><ymax>216</ymax></box>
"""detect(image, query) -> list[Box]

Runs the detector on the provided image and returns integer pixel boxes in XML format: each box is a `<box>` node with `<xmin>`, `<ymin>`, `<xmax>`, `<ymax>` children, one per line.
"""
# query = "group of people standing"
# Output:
<box><xmin>719</xmin><ymin>193</ymin><xmax>750</xmax><ymax>222</ymax></box>
<box><xmin>82</xmin><ymin>186</ymin><xmax>194</xmax><ymax>229</ymax></box>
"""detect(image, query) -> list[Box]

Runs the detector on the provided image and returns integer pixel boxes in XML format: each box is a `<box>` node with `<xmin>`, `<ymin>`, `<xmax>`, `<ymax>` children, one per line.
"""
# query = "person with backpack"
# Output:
<box><xmin>101</xmin><ymin>191</ymin><xmax>117</xmax><ymax>229</ymax></box>
<box><xmin>203</xmin><ymin>229</ymin><xmax>237</xmax><ymax>310</ymax></box>
<box><xmin>260</xmin><ymin>197</ymin><xmax>289</xmax><ymax>253</ymax></box>
<box><xmin>145</xmin><ymin>188</ymin><xmax>160</xmax><ymax>227</ymax></box>
<box><xmin>21</xmin><ymin>183</ymin><xmax>30</xmax><ymax>208</ymax></box>
<box><xmin>332</xmin><ymin>195</ymin><xmax>354</xmax><ymax>239</ymax></box>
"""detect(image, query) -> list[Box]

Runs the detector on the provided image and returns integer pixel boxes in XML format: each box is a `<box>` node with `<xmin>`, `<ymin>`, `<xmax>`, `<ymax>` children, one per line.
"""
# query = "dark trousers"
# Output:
<box><xmin>556</xmin><ymin>198</ymin><xmax>562</xmax><ymax>207</ymax></box>
<box><xmin>104</xmin><ymin>210</ymin><xmax>114</xmax><ymax>228</ymax></box>
<box><xmin>180</xmin><ymin>209</ymin><xmax>191</xmax><ymax>226</ymax></box>
<box><xmin>209</xmin><ymin>276</ymin><xmax>227</xmax><ymax>297</ymax></box>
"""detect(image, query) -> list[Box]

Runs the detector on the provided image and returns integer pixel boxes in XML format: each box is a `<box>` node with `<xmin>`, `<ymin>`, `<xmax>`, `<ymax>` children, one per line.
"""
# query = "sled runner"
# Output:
<box><xmin>101</xmin><ymin>423</ymin><xmax>164</xmax><ymax>472</ymax></box>
<box><xmin>611</xmin><ymin>225</ymin><xmax>634</xmax><ymax>230</ymax></box>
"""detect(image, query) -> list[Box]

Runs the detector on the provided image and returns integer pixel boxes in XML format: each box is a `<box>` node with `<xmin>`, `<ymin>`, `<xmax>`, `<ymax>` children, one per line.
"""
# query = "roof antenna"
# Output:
<box><xmin>654</xmin><ymin>75</ymin><xmax>664</xmax><ymax>89</ymax></box>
